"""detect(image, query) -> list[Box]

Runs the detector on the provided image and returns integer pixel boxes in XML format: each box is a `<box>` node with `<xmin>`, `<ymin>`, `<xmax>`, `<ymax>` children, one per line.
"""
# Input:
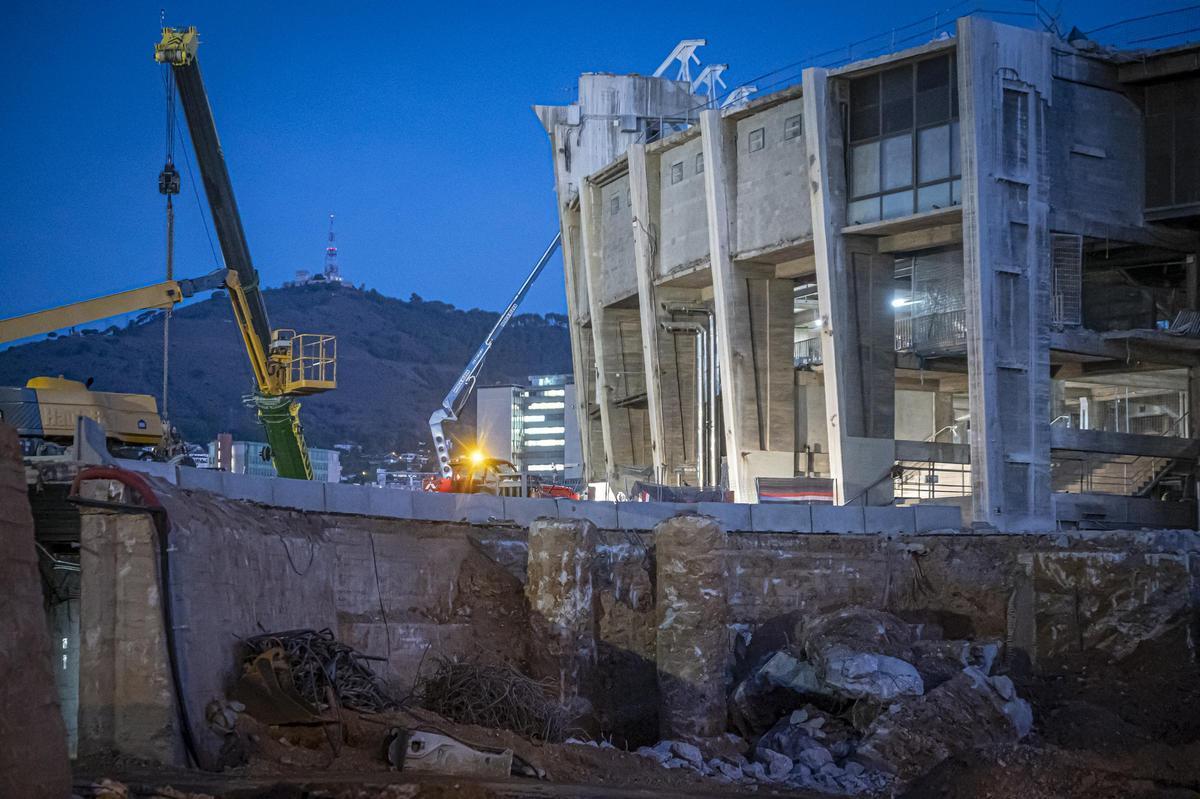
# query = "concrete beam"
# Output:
<box><xmin>1051</xmin><ymin>428</ymin><xmax>1200</xmax><ymax>459</ymax></box>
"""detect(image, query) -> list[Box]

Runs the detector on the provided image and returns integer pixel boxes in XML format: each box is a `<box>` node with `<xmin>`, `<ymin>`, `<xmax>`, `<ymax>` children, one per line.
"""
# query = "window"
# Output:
<box><xmin>749</xmin><ymin>127</ymin><xmax>765</xmax><ymax>152</ymax></box>
<box><xmin>671</xmin><ymin>161</ymin><xmax>684</xmax><ymax>184</ymax></box>
<box><xmin>848</xmin><ymin>54</ymin><xmax>960</xmax><ymax>224</ymax></box>
<box><xmin>1002</xmin><ymin>87</ymin><xmax>1029</xmax><ymax>177</ymax></box>
<box><xmin>695</xmin><ymin>152</ymin><xmax>705</xmax><ymax>174</ymax></box>
<box><xmin>610</xmin><ymin>195</ymin><xmax>620</xmax><ymax>216</ymax></box>
<box><xmin>784</xmin><ymin>113</ymin><xmax>803</xmax><ymax>140</ymax></box>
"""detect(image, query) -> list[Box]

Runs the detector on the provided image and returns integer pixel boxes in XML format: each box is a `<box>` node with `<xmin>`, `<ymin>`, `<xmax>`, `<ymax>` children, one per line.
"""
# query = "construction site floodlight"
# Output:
<box><xmin>654</xmin><ymin>39</ymin><xmax>706</xmax><ymax>82</ymax></box>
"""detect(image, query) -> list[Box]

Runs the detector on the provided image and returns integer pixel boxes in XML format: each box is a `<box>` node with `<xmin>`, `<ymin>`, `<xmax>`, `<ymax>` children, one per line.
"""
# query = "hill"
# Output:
<box><xmin>0</xmin><ymin>283</ymin><xmax>572</xmax><ymax>453</ymax></box>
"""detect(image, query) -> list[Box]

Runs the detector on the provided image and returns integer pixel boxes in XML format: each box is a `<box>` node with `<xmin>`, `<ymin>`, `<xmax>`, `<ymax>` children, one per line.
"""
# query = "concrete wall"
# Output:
<box><xmin>0</xmin><ymin>425</ymin><xmax>71</xmax><ymax>798</ymax></box>
<box><xmin>657</xmin><ymin>135</ymin><xmax>710</xmax><ymax>276</ymax></box>
<box><xmin>74</xmin><ymin>474</ymin><xmax>1200</xmax><ymax>759</ymax></box>
<box><xmin>598</xmin><ymin>175</ymin><xmax>638</xmax><ymax>307</ymax></box>
<box><xmin>734</xmin><ymin>96</ymin><xmax>812</xmax><ymax>256</ymax></box>
<box><xmin>1047</xmin><ymin>67</ymin><xmax>1146</xmax><ymax>235</ymax></box>
<box><xmin>79</xmin><ymin>479</ymin><xmax>529</xmax><ymax>770</ymax></box>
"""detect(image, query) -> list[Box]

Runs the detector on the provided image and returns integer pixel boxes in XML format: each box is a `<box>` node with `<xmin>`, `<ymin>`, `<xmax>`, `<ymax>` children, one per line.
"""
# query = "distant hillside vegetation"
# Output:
<box><xmin>0</xmin><ymin>284</ymin><xmax>572</xmax><ymax>452</ymax></box>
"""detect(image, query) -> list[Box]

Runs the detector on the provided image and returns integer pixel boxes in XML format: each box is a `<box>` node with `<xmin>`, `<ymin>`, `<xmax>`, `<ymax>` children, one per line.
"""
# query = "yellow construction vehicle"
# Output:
<box><xmin>0</xmin><ymin>269</ymin><xmax>227</xmax><ymax>457</ymax></box>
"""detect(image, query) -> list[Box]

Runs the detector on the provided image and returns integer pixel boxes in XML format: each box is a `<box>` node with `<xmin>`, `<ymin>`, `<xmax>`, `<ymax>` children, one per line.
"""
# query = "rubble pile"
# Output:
<box><xmin>635</xmin><ymin>606</ymin><xmax>1032</xmax><ymax>794</ymax></box>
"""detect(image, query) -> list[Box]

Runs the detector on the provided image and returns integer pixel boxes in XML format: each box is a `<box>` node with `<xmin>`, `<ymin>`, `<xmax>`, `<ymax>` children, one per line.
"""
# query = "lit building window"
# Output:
<box><xmin>541</xmin><ymin>389</ymin><xmax>566</xmax><ymax>397</ymax></box>
<box><xmin>528</xmin><ymin>401</ymin><xmax>564</xmax><ymax>410</ymax></box>
<box><xmin>521</xmin><ymin>414</ymin><xmax>545</xmax><ymax>422</ymax></box>
<box><xmin>526</xmin><ymin>439</ymin><xmax>565</xmax><ymax>447</ymax></box>
<box><xmin>528</xmin><ymin>463</ymin><xmax>566</xmax><ymax>472</ymax></box>
<box><xmin>525</xmin><ymin>426</ymin><xmax>565</xmax><ymax>435</ymax></box>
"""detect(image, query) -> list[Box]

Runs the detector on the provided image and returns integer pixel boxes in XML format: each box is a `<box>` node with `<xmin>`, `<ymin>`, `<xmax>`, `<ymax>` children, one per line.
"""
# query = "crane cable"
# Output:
<box><xmin>159</xmin><ymin>36</ymin><xmax>178</xmax><ymax>442</ymax></box>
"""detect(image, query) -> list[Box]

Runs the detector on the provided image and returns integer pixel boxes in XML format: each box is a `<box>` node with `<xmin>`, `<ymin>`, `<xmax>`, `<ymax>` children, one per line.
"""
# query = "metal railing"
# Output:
<box><xmin>277</xmin><ymin>330</ymin><xmax>337</xmax><ymax>395</ymax></box>
<box><xmin>894</xmin><ymin>460</ymin><xmax>972</xmax><ymax>500</ymax></box>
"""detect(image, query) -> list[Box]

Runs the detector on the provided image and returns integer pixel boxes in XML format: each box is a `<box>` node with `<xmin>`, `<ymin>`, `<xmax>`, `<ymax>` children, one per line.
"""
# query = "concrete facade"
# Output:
<box><xmin>539</xmin><ymin>17</ymin><xmax>1200</xmax><ymax>531</ymax></box>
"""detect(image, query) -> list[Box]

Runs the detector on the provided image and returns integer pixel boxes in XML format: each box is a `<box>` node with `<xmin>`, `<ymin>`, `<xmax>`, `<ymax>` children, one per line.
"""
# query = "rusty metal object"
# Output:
<box><xmin>231</xmin><ymin>647</ymin><xmax>323</xmax><ymax>725</ymax></box>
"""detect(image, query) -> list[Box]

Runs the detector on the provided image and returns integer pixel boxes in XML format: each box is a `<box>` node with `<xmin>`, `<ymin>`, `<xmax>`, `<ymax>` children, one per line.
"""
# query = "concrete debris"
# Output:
<box><xmin>638</xmin><ymin>607</ymin><xmax>1033</xmax><ymax>793</ymax></box>
<box><xmin>819</xmin><ymin>645</ymin><xmax>924</xmax><ymax>701</ymax></box>
<box><xmin>669</xmin><ymin>739</ymin><xmax>704</xmax><ymax>767</ymax></box>
<box><xmin>855</xmin><ymin>666</ymin><xmax>1033</xmax><ymax>781</ymax></box>
<box><xmin>754</xmin><ymin>746</ymin><xmax>793</xmax><ymax>780</ymax></box>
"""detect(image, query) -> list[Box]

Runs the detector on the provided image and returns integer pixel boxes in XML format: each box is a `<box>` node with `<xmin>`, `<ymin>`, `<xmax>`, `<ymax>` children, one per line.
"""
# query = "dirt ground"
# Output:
<box><xmin>73</xmin><ymin>626</ymin><xmax>1200</xmax><ymax>799</ymax></box>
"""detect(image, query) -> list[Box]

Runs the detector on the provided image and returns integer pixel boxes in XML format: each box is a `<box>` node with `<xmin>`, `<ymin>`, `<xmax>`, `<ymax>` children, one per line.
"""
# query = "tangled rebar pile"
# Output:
<box><xmin>244</xmin><ymin>628</ymin><xmax>398</xmax><ymax>713</ymax></box>
<box><xmin>415</xmin><ymin>657</ymin><xmax>571</xmax><ymax>742</ymax></box>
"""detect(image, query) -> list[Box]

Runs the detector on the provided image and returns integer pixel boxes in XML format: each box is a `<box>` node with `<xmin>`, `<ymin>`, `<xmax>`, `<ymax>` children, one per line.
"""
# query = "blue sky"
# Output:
<box><xmin>0</xmin><ymin>0</ymin><xmax>1188</xmax><ymax>321</ymax></box>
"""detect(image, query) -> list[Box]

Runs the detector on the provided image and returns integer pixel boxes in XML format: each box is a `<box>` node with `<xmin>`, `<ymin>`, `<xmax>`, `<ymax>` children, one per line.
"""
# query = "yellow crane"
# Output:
<box><xmin>155</xmin><ymin>26</ymin><xmax>336</xmax><ymax>480</ymax></box>
<box><xmin>0</xmin><ymin>269</ymin><xmax>226</xmax><ymax>455</ymax></box>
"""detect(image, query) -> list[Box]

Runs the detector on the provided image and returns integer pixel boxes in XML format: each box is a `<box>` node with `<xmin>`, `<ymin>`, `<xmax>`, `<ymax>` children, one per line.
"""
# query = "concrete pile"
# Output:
<box><xmin>635</xmin><ymin>606</ymin><xmax>1031</xmax><ymax>793</ymax></box>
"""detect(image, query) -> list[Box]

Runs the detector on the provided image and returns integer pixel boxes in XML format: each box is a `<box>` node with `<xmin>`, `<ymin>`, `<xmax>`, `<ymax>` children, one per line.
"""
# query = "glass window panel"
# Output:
<box><xmin>881</xmin><ymin>189</ymin><xmax>914</xmax><ymax>219</ymax></box>
<box><xmin>918</xmin><ymin>124</ymin><xmax>950</xmax><ymax>183</ymax></box>
<box><xmin>881</xmin><ymin>66</ymin><xmax>913</xmax><ymax>134</ymax></box>
<box><xmin>784</xmin><ymin>114</ymin><xmax>803</xmax><ymax>140</ymax></box>
<box><xmin>882</xmin><ymin>133</ymin><xmax>913</xmax><ymax>191</ymax></box>
<box><xmin>950</xmin><ymin>120</ymin><xmax>961</xmax><ymax>177</ymax></box>
<box><xmin>950</xmin><ymin>179</ymin><xmax>961</xmax><ymax>205</ymax></box>
<box><xmin>850</xmin><ymin>106</ymin><xmax>879</xmax><ymax>142</ymax></box>
<box><xmin>916</xmin><ymin>55</ymin><xmax>950</xmax><ymax>92</ymax></box>
<box><xmin>848</xmin><ymin>197</ymin><xmax>881</xmax><ymax>225</ymax></box>
<box><xmin>851</xmin><ymin>141</ymin><xmax>880</xmax><ymax>198</ymax></box>
<box><xmin>916</xmin><ymin>56</ymin><xmax>950</xmax><ymax>125</ymax></box>
<box><xmin>916</xmin><ymin>181</ymin><xmax>951</xmax><ymax>212</ymax></box>
<box><xmin>749</xmin><ymin>127</ymin><xmax>765</xmax><ymax>152</ymax></box>
<box><xmin>850</xmin><ymin>75</ymin><xmax>880</xmax><ymax>141</ymax></box>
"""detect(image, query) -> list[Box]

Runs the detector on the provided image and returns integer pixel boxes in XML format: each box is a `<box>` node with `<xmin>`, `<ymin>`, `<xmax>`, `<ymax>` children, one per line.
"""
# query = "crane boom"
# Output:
<box><xmin>0</xmin><ymin>269</ymin><xmax>226</xmax><ymax>345</ymax></box>
<box><xmin>430</xmin><ymin>233</ymin><xmax>561</xmax><ymax>478</ymax></box>
<box><xmin>155</xmin><ymin>27</ymin><xmax>336</xmax><ymax>480</ymax></box>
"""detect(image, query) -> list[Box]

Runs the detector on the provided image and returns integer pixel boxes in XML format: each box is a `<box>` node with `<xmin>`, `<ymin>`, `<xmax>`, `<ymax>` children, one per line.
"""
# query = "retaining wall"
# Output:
<box><xmin>74</xmin><ymin>476</ymin><xmax>1200</xmax><ymax>767</ymax></box>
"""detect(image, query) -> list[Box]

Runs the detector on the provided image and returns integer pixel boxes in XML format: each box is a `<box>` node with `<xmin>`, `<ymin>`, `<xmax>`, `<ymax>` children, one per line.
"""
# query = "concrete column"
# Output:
<box><xmin>78</xmin><ymin>482</ymin><xmax>184</xmax><ymax>765</ymax></box>
<box><xmin>628</xmin><ymin>144</ymin><xmax>668</xmax><ymax>482</ymax></box>
<box><xmin>803</xmin><ymin>68</ymin><xmax>897</xmax><ymax>505</ymax></box>
<box><xmin>958</xmin><ymin>18</ymin><xmax>1054</xmax><ymax>530</ymax></box>
<box><xmin>700</xmin><ymin>110</ymin><xmax>752</xmax><ymax>500</ymax></box>
<box><xmin>525</xmin><ymin>518</ymin><xmax>599</xmax><ymax>722</ymax></box>
<box><xmin>579</xmin><ymin>179</ymin><xmax>619</xmax><ymax>487</ymax></box>
<box><xmin>558</xmin><ymin>207</ymin><xmax>596</xmax><ymax>482</ymax></box>
<box><xmin>655</xmin><ymin>514</ymin><xmax>730</xmax><ymax>739</ymax></box>
<box><xmin>0</xmin><ymin>425</ymin><xmax>71</xmax><ymax>799</ymax></box>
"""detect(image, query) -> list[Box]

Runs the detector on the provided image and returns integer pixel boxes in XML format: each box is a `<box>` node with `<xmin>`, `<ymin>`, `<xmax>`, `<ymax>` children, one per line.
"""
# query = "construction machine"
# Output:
<box><xmin>155</xmin><ymin>26</ymin><xmax>336</xmax><ymax>480</ymax></box>
<box><xmin>0</xmin><ymin>269</ymin><xmax>228</xmax><ymax>458</ymax></box>
<box><xmin>427</xmin><ymin>233</ymin><xmax>561</xmax><ymax>487</ymax></box>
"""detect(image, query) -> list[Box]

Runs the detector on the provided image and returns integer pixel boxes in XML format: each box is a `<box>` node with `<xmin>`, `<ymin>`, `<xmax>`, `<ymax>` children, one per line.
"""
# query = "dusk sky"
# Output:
<box><xmin>1</xmin><ymin>0</ymin><xmax>1188</xmax><ymax>322</ymax></box>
